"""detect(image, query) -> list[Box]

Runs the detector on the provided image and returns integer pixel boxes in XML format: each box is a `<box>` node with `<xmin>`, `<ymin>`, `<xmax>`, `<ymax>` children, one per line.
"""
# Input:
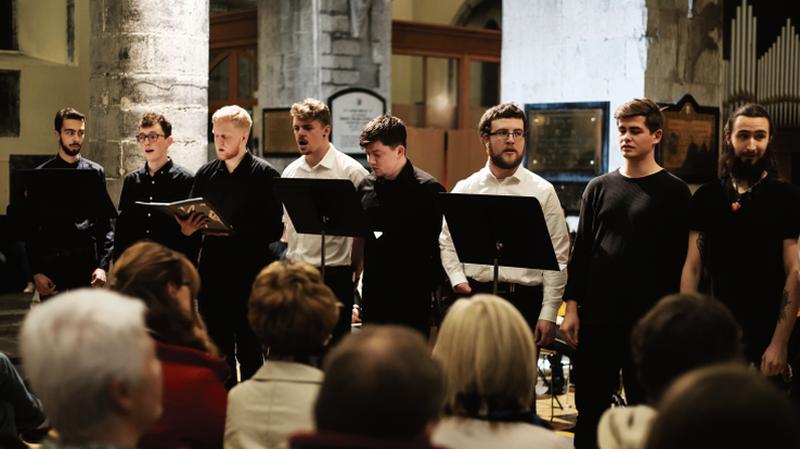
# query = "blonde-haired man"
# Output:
<box><xmin>179</xmin><ymin>105</ymin><xmax>283</xmax><ymax>385</ymax></box>
<box><xmin>282</xmin><ymin>98</ymin><xmax>368</xmax><ymax>346</ymax></box>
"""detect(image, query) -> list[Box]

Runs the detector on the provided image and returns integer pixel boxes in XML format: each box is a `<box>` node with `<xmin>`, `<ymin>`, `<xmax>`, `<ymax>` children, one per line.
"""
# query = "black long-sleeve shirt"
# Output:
<box><xmin>191</xmin><ymin>152</ymin><xmax>283</xmax><ymax>284</ymax></box>
<box><xmin>26</xmin><ymin>155</ymin><xmax>114</xmax><ymax>274</ymax></box>
<box><xmin>113</xmin><ymin>159</ymin><xmax>199</xmax><ymax>261</ymax></box>
<box><xmin>359</xmin><ymin>159</ymin><xmax>446</xmax><ymax>331</ymax></box>
<box><xmin>564</xmin><ymin>169</ymin><xmax>691</xmax><ymax>324</ymax></box>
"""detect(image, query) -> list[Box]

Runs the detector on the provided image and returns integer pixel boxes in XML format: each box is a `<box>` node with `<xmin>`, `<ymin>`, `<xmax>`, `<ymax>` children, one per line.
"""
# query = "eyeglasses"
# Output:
<box><xmin>136</xmin><ymin>133</ymin><xmax>165</xmax><ymax>143</ymax></box>
<box><xmin>488</xmin><ymin>129</ymin><xmax>526</xmax><ymax>140</ymax></box>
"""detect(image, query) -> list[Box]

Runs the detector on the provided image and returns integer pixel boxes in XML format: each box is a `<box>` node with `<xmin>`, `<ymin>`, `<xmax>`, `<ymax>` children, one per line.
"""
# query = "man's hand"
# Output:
<box><xmin>761</xmin><ymin>341</ymin><xmax>788</xmax><ymax>377</ymax></box>
<box><xmin>560</xmin><ymin>300</ymin><xmax>580</xmax><ymax>348</ymax></box>
<box><xmin>176</xmin><ymin>212</ymin><xmax>208</xmax><ymax>236</ymax></box>
<box><xmin>453</xmin><ymin>282</ymin><xmax>472</xmax><ymax>295</ymax></box>
<box><xmin>33</xmin><ymin>273</ymin><xmax>57</xmax><ymax>296</ymax></box>
<box><xmin>351</xmin><ymin>305</ymin><xmax>362</xmax><ymax>324</ymax></box>
<box><xmin>90</xmin><ymin>269</ymin><xmax>107</xmax><ymax>288</ymax></box>
<box><xmin>536</xmin><ymin>319</ymin><xmax>556</xmax><ymax>347</ymax></box>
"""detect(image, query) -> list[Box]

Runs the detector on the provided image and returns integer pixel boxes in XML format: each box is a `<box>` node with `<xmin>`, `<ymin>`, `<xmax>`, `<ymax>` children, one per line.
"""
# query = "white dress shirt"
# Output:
<box><xmin>282</xmin><ymin>143</ymin><xmax>368</xmax><ymax>267</ymax></box>
<box><xmin>439</xmin><ymin>163</ymin><xmax>570</xmax><ymax>322</ymax></box>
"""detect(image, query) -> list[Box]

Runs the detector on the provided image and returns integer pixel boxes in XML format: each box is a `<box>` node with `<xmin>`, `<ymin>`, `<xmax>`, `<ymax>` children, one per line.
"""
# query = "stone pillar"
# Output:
<box><xmin>645</xmin><ymin>0</ymin><xmax>723</xmax><ymax>106</ymax></box>
<box><xmin>502</xmin><ymin>0</ymin><xmax>650</xmax><ymax>172</ymax></box>
<box><xmin>257</xmin><ymin>0</ymin><xmax>390</xmax><ymax>149</ymax></box>
<box><xmin>88</xmin><ymin>0</ymin><xmax>209</xmax><ymax>203</ymax></box>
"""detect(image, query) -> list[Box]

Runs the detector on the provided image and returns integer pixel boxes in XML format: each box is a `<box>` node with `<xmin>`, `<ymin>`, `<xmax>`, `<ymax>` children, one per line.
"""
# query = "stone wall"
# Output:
<box><xmin>88</xmin><ymin>0</ymin><xmax>209</xmax><ymax>203</ymax></box>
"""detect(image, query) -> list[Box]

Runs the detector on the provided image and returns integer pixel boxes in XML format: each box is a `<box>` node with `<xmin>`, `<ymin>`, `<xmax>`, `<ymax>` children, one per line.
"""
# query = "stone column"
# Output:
<box><xmin>257</xmin><ymin>0</ymin><xmax>390</xmax><ymax>148</ymax></box>
<box><xmin>88</xmin><ymin>0</ymin><xmax>209</xmax><ymax>203</ymax></box>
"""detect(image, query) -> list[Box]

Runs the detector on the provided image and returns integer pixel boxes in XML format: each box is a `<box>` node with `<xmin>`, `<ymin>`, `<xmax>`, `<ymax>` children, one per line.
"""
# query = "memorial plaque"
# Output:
<box><xmin>658</xmin><ymin>94</ymin><xmax>719</xmax><ymax>184</ymax></box>
<box><xmin>262</xmin><ymin>108</ymin><xmax>296</xmax><ymax>155</ymax></box>
<box><xmin>329</xmin><ymin>88</ymin><xmax>387</xmax><ymax>154</ymax></box>
<box><xmin>525</xmin><ymin>102</ymin><xmax>609</xmax><ymax>183</ymax></box>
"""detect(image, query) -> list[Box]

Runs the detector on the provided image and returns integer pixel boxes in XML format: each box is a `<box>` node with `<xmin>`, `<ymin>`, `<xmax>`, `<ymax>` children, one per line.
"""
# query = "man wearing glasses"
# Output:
<box><xmin>26</xmin><ymin>108</ymin><xmax>114</xmax><ymax>298</ymax></box>
<box><xmin>113</xmin><ymin>112</ymin><xmax>198</xmax><ymax>261</ymax></box>
<box><xmin>439</xmin><ymin>103</ymin><xmax>570</xmax><ymax>347</ymax></box>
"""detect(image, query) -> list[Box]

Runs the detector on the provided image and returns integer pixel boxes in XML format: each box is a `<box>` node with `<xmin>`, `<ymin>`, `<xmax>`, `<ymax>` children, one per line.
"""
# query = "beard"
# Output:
<box><xmin>730</xmin><ymin>148</ymin><xmax>772</xmax><ymax>185</ymax></box>
<box><xmin>490</xmin><ymin>149</ymin><xmax>523</xmax><ymax>170</ymax></box>
<box><xmin>60</xmin><ymin>140</ymin><xmax>81</xmax><ymax>157</ymax></box>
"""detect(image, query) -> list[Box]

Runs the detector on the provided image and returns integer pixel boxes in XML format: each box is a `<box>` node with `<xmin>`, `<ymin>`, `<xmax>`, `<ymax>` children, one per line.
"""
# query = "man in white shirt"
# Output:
<box><xmin>439</xmin><ymin>103</ymin><xmax>570</xmax><ymax>347</ymax></box>
<box><xmin>282</xmin><ymin>98</ymin><xmax>368</xmax><ymax>345</ymax></box>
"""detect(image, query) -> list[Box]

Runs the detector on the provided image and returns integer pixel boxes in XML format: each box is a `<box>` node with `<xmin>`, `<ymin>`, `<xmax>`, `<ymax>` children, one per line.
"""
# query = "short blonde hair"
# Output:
<box><xmin>248</xmin><ymin>261</ymin><xmax>340</xmax><ymax>357</ymax></box>
<box><xmin>290</xmin><ymin>98</ymin><xmax>331</xmax><ymax>127</ymax></box>
<box><xmin>433</xmin><ymin>294</ymin><xmax>537</xmax><ymax>416</ymax></box>
<box><xmin>212</xmin><ymin>105</ymin><xmax>253</xmax><ymax>131</ymax></box>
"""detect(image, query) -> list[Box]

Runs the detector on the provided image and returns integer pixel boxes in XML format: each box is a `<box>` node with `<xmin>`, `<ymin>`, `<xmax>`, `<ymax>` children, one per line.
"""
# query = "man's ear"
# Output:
<box><xmin>323</xmin><ymin>124</ymin><xmax>332</xmax><ymax>140</ymax></box>
<box><xmin>166</xmin><ymin>136</ymin><xmax>174</xmax><ymax>146</ymax></box>
<box><xmin>108</xmin><ymin>380</ymin><xmax>134</xmax><ymax>415</ymax></box>
<box><xmin>652</xmin><ymin>128</ymin><xmax>663</xmax><ymax>145</ymax></box>
<box><xmin>54</xmin><ymin>131</ymin><xmax>60</xmax><ymax>142</ymax></box>
<box><xmin>395</xmin><ymin>144</ymin><xmax>407</xmax><ymax>157</ymax></box>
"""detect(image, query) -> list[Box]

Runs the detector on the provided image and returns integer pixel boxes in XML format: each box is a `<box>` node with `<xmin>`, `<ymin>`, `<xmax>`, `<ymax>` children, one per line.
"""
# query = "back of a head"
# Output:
<box><xmin>632</xmin><ymin>293</ymin><xmax>743</xmax><ymax>402</ymax></box>
<box><xmin>645</xmin><ymin>364</ymin><xmax>800</xmax><ymax>449</ymax></box>
<box><xmin>433</xmin><ymin>294</ymin><xmax>536</xmax><ymax>416</ymax></box>
<box><xmin>249</xmin><ymin>261</ymin><xmax>340</xmax><ymax>359</ymax></box>
<box><xmin>314</xmin><ymin>326</ymin><xmax>443</xmax><ymax>440</ymax></box>
<box><xmin>110</xmin><ymin>241</ymin><xmax>208</xmax><ymax>352</ymax></box>
<box><xmin>20</xmin><ymin>289</ymin><xmax>150</xmax><ymax>443</ymax></box>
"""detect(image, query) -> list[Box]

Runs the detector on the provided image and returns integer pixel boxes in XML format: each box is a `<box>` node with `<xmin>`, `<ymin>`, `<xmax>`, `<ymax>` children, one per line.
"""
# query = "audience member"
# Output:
<box><xmin>290</xmin><ymin>326</ymin><xmax>444</xmax><ymax>449</ymax></box>
<box><xmin>644</xmin><ymin>364</ymin><xmax>800</xmax><ymax>449</ymax></box>
<box><xmin>19</xmin><ymin>289</ymin><xmax>162</xmax><ymax>449</ymax></box>
<box><xmin>431</xmin><ymin>294</ymin><xmax>571</xmax><ymax>449</ymax></box>
<box><xmin>0</xmin><ymin>352</ymin><xmax>46</xmax><ymax>442</ymax></box>
<box><xmin>597</xmin><ymin>293</ymin><xmax>744</xmax><ymax>449</ymax></box>
<box><xmin>111</xmin><ymin>241</ymin><xmax>228</xmax><ymax>449</ymax></box>
<box><xmin>225</xmin><ymin>261</ymin><xmax>339</xmax><ymax>449</ymax></box>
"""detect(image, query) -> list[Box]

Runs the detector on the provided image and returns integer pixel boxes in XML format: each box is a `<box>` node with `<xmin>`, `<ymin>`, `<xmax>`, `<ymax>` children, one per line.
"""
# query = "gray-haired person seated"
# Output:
<box><xmin>19</xmin><ymin>289</ymin><xmax>163</xmax><ymax>449</ymax></box>
<box><xmin>431</xmin><ymin>294</ymin><xmax>571</xmax><ymax>449</ymax></box>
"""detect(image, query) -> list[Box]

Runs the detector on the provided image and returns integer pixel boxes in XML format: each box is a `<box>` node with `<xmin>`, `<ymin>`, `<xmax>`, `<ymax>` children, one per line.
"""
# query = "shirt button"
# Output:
<box><xmin>147</xmin><ymin>213</ymin><xmax>151</xmax><ymax>217</ymax></box>
<box><xmin>149</xmin><ymin>196</ymin><xmax>153</xmax><ymax>200</ymax></box>
<box><xmin>146</xmin><ymin>229</ymin><xmax>151</xmax><ymax>234</ymax></box>
<box><xmin>151</xmin><ymin>180</ymin><xmax>155</xmax><ymax>185</ymax></box>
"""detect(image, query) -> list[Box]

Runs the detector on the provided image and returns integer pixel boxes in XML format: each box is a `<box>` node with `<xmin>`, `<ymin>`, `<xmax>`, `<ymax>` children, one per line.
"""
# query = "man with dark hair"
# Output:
<box><xmin>357</xmin><ymin>115</ymin><xmax>446</xmax><ymax>335</ymax></box>
<box><xmin>681</xmin><ymin>103</ymin><xmax>800</xmax><ymax>378</ymax></box>
<box><xmin>113</xmin><ymin>112</ymin><xmax>198</xmax><ymax>261</ymax></box>
<box><xmin>597</xmin><ymin>293</ymin><xmax>743</xmax><ymax>449</ymax></box>
<box><xmin>440</xmin><ymin>102</ymin><xmax>570</xmax><ymax>347</ymax></box>
<box><xmin>26</xmin><ymin>107</ymin><xmax>114</xmax><ymax>298</ymax></box>
<box><xmin>290</xmin><ymin>326</ymin><xmax>444</xmax><ymax>449</ymax></box>
<box><xmin>561</xmin><ymin>98</ymin><xmax>691</xmax><ymax>449</ymax></box>
<box><xmin>282</xmin><ymin>98</ymin><xmax>368</xmax><ymax>345</ymax></box>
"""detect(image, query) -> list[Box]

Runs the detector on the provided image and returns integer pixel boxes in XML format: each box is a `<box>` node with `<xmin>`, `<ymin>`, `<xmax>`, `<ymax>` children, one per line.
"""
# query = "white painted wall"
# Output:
<box><xmin>502</xmin><ymin>0</ymin><xmax>650</xmax><ymax>172</ymax></box>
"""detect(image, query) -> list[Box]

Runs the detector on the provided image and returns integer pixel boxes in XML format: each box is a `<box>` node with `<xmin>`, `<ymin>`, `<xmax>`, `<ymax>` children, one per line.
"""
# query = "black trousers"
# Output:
<box><xmin>322</xmin><ymin>266</ymin><xmax>355</xmax><ymax>348</ymax></box>
<box><xmin>39</xmin><ymin>246</ymin><xmax>95</xmax><ymax>300</ymax></box>
<box><xmin>468</xmin><ymin>279</ymin><xmax>544</xmax><ymax>332</ymax></box>
<box><xmin>573</xmin><ymin>322</ymin><xmax>645</xmax><ymax>449</ymax></box>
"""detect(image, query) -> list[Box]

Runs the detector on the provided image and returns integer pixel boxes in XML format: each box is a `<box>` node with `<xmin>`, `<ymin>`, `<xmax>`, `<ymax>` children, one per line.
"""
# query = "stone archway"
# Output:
<box><xmin>452</xmin><ymin>0</ymin><xmax>501</xmax><ymax>30</ymax></box>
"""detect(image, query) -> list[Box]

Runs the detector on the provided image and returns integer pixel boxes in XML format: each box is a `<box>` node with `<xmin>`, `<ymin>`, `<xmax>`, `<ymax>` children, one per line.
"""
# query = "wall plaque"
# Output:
<box><xmin>328</xmin><ymin>88</ymin><xmax>387</xmax><ymax>154</ymax></box>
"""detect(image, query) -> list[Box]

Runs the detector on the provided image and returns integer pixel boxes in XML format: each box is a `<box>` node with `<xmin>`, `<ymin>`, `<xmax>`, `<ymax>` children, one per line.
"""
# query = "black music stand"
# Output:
<box><xmin>439</xmin><ymin>192</ymin><xmax>559</xmax><ymax>295</ymax></box>
<box><xmin>274</xmin><ymin>178</ymin><xmax>367</xmax><ymax>278</ymax></box>
<box><xmin>18</xmin><ymin>168</ymin><xmax>118</xmax><ymax>219</ymax></box>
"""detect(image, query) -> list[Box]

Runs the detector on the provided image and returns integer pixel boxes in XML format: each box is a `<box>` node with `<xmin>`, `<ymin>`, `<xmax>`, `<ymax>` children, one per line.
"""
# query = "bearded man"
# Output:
<box><xmin>439</xmin><ymin>102</ymin><xmax>570</xmax><ymax>348</ymax></box>
<box><xmin>25</xmin><ymin>107</ymin><xmax>114</xmax><ymax>299</ymax></box>
<box><xmin>681</xmin><ymin>103</ymin><xmax>800</xmax><ymax>378</ymax></box>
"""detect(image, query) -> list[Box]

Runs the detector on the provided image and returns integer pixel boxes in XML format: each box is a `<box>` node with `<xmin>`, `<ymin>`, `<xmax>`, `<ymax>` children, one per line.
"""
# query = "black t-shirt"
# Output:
<box><xmin>689</xmin><ymin>176</ymin><xmax>800</xmax><ymax>354</ymax></box>
<box><xmin>565</xmin><ymin>169</ymin><xmax>691</xmax><ymax>324</ymax></box>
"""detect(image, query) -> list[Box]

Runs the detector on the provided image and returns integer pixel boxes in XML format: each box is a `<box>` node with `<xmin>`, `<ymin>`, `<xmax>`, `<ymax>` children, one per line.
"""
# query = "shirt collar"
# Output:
<box><xmin>303</xmin><ymin>144</ymin><xmax>336</xmax><ymax>171</ymax></box>
<box><xmin>480</xmin><ymin>162</ymin><xmax>523</xmax><ymax>184</ymax></box>
<box><xmin>144</xmin><ymin>158</ymin><xmax>174</xmax><ymax>177</ymax></box>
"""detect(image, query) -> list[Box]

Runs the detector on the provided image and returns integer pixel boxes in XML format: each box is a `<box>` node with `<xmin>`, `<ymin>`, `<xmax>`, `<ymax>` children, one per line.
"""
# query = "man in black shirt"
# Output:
<box><xmin>178</xmin><ymin>105</ymin><xmax>283</xmax><ymax>384</ymax></box>
<box><xmin>561</xmin><ymin>99</ymin><xmax>691</xmax><ymax>449</ymax></box>
<box><xmin>26</xmin><ymin>107</ymin><xmax>114</xmax><ymax>298</ymax></box>
<box><xmin>681</xmin><ymin>103</ymin><xmax>800</xmax><ymax>376</ymax></box>
<box><xmin>358</xmin><ymin>115</ymin><xmax>445</xmax><ymax>336</ymax></box>
<box><xmin>113</xmin><ymin>112</ymin><xmax>198</xmax><ymax>261</ymax></box>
